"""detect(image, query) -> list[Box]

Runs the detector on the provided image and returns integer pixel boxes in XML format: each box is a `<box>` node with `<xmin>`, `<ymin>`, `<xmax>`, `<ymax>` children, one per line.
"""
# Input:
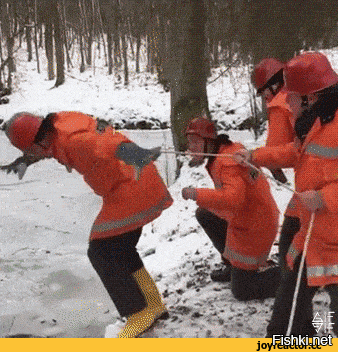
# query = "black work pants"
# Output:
<box><xmin>196</xmin><ymin>207</ymin><xmax>280</xmax><ymax>300</ymax></box>
<box><xmin>266</xmin><ymin>255</ymin><xmax>317</xmax><ymax>336</ymax></box>
<box><xmin>195</xmin><ymin>207</ymin><xmax>231</xmax><ymax>265</ymax></box>
<box><xmin>278</xmin><ymin>216</ymin><xmax>301</xmax><ymax>279</ymax></box>
<box><xmin>266</xmin><ymin>215</ymin><xmax>316</xmax><ymax>336</ymax></box>
<box><xmin>267</xmin><ymin>264</ymin><xmax>338</xmax><ymax>337</ymax></box>
<box><xmin>87</xmin><ymin>228</ymin><xmax>146</xmax><ymax>317</ymax></box>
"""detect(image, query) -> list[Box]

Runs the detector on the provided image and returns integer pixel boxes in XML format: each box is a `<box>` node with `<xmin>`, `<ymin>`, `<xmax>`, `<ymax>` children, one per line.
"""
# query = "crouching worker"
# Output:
<box><xmin>1</xmin><ymin>111</ymin><xmax>173</xmax><ymax>338</ymax></box>
<box><xmin>181</xmin><ymin>117</ymin><xmax>280</xmax><ymax>301</ymax></box>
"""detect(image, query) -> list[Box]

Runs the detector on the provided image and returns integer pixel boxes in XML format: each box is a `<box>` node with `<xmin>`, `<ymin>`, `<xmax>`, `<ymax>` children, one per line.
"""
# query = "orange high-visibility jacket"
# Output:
<box><xmin>195</xmin><ymin>142</ymin><xmax>279</xmax><ymax>270</ymax></box>
<box><xmin>252</xmin><ymin>112</ymin><xmax>338</xmax><ymax>286</ymax></box>
<box><xmin>266</xmin><ymin>88</ymin><xmax>296</xmax><ymax>147</ymax></box>
<box><xmin>50</xmin><ymin>111</ymin><xmax>173</xmax><ymax>240</ymax></box>
<box><xmin>266</xmin><ymin>88</ymin><xmax>300</xmax><ymax>217</ymax></box>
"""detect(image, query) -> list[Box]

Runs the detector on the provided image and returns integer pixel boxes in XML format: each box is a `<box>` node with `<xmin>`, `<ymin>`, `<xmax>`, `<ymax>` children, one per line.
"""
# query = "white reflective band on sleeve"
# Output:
<box><xmin>305</xmin><ymin>143</ymin><xmax>338</xmax><ymax>159</ymax></box>
<box><xmin>308</xmin><ymin>265</ymin><xmax>338</xmax><ymax>278</ymax></box>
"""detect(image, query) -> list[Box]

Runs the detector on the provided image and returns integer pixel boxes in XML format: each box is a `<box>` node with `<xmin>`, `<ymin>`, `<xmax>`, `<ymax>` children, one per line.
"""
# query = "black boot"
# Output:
<box><xmin>210</xmin><ymin>265</ymin><xmax>232</xmax><ymax>282</ymax></box>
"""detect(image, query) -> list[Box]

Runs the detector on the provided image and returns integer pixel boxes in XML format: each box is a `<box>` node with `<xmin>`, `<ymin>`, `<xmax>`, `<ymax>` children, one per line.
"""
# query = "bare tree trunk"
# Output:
<box><xmin>79</xmin><ymin>33</ymin><xmax>86</xmax><ymax>73</ymax></box>
<box><xmin>39</xmin><ymin>25</ymin><xmax>43</xmax><ymax>48</ymax></box>
<box><xmin>52</xmin><ymin>1</ymin><xmax>65</xmax><ymax>87</ymax></box>
<box><xmin>95</xmin><ymin>0</ymin><xmax>107</xmax><ymax>66</ymax></box>
<box><xmin>61</xmin><ymin>0</ymin><xmax>72</xmax><ymax>69</ymax></box>
<box><xmin>83</xmin><ymin>0</ymin><xmax>93</xmax><ymax>66</ymax></box>
<box><xmin>26</xmin><ymin>24</ymin><xmax>33</xmax><ymax>62</ymax></box>
<box><xmin>121</xmin><ymin>32</ymin><xmax>128</xmax><ymax>85</ymax></box>
<box><xmin>169</xmin><ymin>0</ymin><xmax>208</xmax><ymax>155</ymax></box>
<box><xmin>78</xmin><ymin>0</ymin><xmax>86</xmax><ymax>72</ymax></box>
<box><xmin>45</xmin><ymin>15</ymin><xmax>55</xmax><ymax>80</ymax></box>
<box><xmin>146</xmin><ymin>34</ymin><xmax>154</xmax><ymax>73</ymax></box>
<box><xmin>113</xmin><ymin>32</ymin><xmax>121</xmax><ymax>68</ymax></box>
<box><xmin>135</xmin><ymin>33</ymin><xmax>141</xmax><ymax>73</ymax></box>
<box><xmin>6</xmin><ymin>36</ymin><xmax>15</xmax><ymax>89</ymax></box>
<box><xmin>107</xmin><ymin>31</ymin><xmax>113</xmax><ymax>75</ymax></box>
<box><xmin>34</xmin><ymin>0</ymin><xmax>40</xmax><ymax>73</ymax></box>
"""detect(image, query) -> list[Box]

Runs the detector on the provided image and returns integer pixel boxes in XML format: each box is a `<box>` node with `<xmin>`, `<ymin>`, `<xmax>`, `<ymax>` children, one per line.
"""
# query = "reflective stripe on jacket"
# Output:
<box><xmin>195</xmin><ymin>143</ymin><xmax>279</xmax><ymax>270</ymax></box>
<box><xmin>253</xmin><ymin>112</ymin><xmax>338</xmax><ymax>286</ymax></box>
<box><xmin>50</xmin><ymin>111</ymin><xmax>173</xmax><ymax>240</ymax></box>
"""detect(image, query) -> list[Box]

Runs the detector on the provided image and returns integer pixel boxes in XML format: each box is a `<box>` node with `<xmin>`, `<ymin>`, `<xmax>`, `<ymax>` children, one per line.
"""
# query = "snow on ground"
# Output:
<box><xmin>0</xmin><ymin>46</ymin><xmax>336</xmax><ymax>338</ymax></box>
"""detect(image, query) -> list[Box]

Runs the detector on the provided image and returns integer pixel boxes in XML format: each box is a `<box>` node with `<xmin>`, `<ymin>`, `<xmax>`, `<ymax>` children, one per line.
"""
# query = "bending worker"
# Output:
<box><xmin>1</xmin><ymin>111</ymin><xmax>173</xmax><ymax>338</ymax></box>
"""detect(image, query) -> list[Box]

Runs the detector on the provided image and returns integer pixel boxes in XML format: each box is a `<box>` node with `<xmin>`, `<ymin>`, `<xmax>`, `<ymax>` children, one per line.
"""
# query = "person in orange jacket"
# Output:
<box><xmin>252</xmin><ymin>57</ymin><xmax>291</xmax><ymax>184</ymax></box>
<box><xmin>1</xmin><ymin>111</ymin><xmax>173</xmax><ymax>338</ymax></box>
<box><xmin>181</xmin><ymin>116</ymin><xmax>280</xmax><ymax>301</ymax></box>
<box><xmin>235</xmin><ymin>52</ymin><xmax>338</xmax><ymax>336</ymax></box>
<box><xmin>252</xmin><ymin>58</ymin><xmax>305</xmax><ymax>284</ymax></box>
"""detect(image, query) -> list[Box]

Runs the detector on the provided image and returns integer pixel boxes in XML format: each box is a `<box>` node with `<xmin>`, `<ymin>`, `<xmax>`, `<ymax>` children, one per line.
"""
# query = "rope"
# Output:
<box><xmin>160</xmin><ymin>149</ymin><xmax>298</xmax><ymax>195</ymax></box>
<box><xmin>286</xmin><ymin>212</ymin><xmax>316</xmax><ymax>336</ymax></box>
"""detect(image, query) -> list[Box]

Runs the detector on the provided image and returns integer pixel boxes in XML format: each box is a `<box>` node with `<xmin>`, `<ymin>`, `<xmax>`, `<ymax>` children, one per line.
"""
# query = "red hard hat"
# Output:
<box><xmin>185</xmin><ymin>117</ymin><xmax>217</xmax><ymax>139</ymax></box>
<box><xmin>285</xmin><ymin>52</ymin><xmax>338</xmax><ymax>95</ymax></box>
<box><xmin>252</xmin><ymin>58</ymin><xmax>285</xmax><ymax>90</ymax></box>
<box><xmin>5</xmin><ymin>112</ymin><xmax>43</xmax><ymax>151</ymax></box>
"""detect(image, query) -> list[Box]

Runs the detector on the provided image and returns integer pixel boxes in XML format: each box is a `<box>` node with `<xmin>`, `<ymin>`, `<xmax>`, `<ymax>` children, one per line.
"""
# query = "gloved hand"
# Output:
<box><xmin>0</xmin><ymin>154</ymin><xmax>41</xmax><ymax>180</ymax></box>
<box><xmin>182</xmin><ymin>187</ymin><xmax>197</xmax><ymax>201</ymax></box>
<box><xmin>0</xmin><ymin>159</ymin><xmax>28</xmax><ymax>180</ymax></box>
<box><xmin>115</xmin><ymin>142</ymin><xmax>162</xmax><ymax>180</ymax></box>
<box><xmin>297</xmin><ymin>190</ymin><xmax>325</xmax><ymax>212</ymax></box>
<box><xmin>270</xmin><ymin>168</ymin><xmax>288</xmax><ymax>184</ymax></box>
<box><xmin>232</xmin><ymin>149</ymin><xmax>252</xmax><ymax>166</ymax></box>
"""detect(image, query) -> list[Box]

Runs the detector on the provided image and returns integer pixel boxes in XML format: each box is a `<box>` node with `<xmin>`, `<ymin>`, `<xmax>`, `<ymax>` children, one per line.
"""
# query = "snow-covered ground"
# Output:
<box><xmin>0</xmin><ymin>46</ymin><xmax>335</xmax><ymax>338</ymax></box>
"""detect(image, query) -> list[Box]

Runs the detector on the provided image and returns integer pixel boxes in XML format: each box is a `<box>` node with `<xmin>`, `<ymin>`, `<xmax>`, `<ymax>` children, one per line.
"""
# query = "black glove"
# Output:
<box><xmin>0</xmin><ymin>154</ymin><xmax>41</xmax><ymax>180</ymax></box>
<box><xmin>115</xmin><ymin>142</ymin><xmax>161</xmax><ymax>180</ymax></box>
<box><xmin>115</xmin><ymin>142</ymin><xmax>161</xmax><ymax>167</ymax></box>
<box><xmin>1</xmin><ymin>158</ymin><xmax>28</xmax><ymax>180</ymax></box>
<box><xmin>270</xmin><ymin>168</ymin><xmax>288</xmax><ymax>184</ymax></box>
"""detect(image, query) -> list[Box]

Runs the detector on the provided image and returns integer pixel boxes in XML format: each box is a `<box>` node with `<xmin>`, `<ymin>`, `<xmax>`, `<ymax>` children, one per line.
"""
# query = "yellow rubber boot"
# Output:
<box><xmin>118</xmin><ymin>267</ymin><xmax>168</xmax><ymax>338</ymax></box>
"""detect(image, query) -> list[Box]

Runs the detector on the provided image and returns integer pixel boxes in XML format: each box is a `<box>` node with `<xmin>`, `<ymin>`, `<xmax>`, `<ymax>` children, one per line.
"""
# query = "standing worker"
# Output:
<box><xmin>1</xmin><ymin>111</ymin><xmax>173</xmax><ymax>338</ymax></box>
<box><xmin>252</xmin><ymin>58</ymin><xmax>305</xmax><ymax>314</ymax></box>
<box><xmin>234</xmin><ymin>52</ymin><xmax>338</xmax><ymax>336</ymax></box>
<box><xmin>251</xmin><ymin>57</ymin><xmax>294</xmax><ymax>183</ymax></box>
<box><xmin>181</xmin><ymin>116</ymin><xmax>280</xmax><ymax>300</ymax></box>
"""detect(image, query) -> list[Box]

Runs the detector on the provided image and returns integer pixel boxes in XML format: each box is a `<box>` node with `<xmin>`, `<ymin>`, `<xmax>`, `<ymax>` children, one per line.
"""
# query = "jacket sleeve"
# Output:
<box><xmin>195</xmin><ymin>165</ymin><xmax>246</xmax><ymax>212</ymax></box>
<box><xmin>266</xmin><ymin>107</ymin><xmax>294</xmax><ymax>146</ymax></box>
<box><xmin>320</xmin><ymin>183</ymin><xmax>338</xmax><ymax>213</ymax></box>
<box><xmin>252</xmin><ymin>142</ymin><xmax>298</xmax><ymax>169</ymax></box>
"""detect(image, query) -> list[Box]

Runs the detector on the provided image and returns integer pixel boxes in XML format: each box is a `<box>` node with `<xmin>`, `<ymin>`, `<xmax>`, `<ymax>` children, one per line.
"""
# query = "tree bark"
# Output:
<box><xmin>107</xmin><ymin>31</ymin><xmax>113</xmax><ymax>75</ymax></box>
<box><xmin>45</xmin><ymin>15</ymin><xmax>55</xmax><ymax>80</ymax></box>
<box><xmin>121</xmin><ymin>32</ymin><xmax>128</xmax><ymax>85</ymax></box>
<box><xmin>26</xmin><ymin>25</ymin><xmax>33</xmax><ymax>62</ymax></box>
<box><xmin>169</xmin><ymin>0</ymin><xmax>208</xmax><ymax>155</ymax></box>
<box><xmin>135</xmin><ymin>33</ymin><xmax>141</xmax><ymax>73</ymax></box>
<box><xmin>52</xmin><ymin>0</ymin><xmax>65</xmax><ymax>87</ymax></box>
<box><xmin>34</xmin><ymin>0</ymin><xmax>40</xmax><ymax>73</ymax></box>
